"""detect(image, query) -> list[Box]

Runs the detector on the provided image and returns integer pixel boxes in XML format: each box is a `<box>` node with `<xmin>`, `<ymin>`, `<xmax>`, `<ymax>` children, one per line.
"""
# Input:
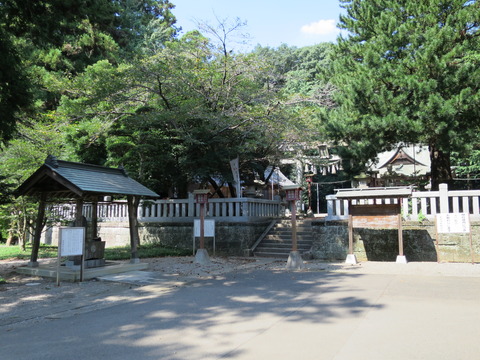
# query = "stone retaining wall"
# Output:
<box><xmin>42</xmin><ymin>220</ymin><xmax>271</xmax><ymax>257</ymax></box>
<box><xmin>42</xmin><ymin>219</ymin><xmax>480</xmax><ymax>262</ymax></box>
<box><xmin>311</xmin><ymin>220</ymin><xmax>480</xmax><ymax>263</ymax></box>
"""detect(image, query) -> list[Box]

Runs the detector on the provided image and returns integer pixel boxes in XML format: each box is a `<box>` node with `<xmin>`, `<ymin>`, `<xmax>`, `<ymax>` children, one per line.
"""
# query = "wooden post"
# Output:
<box><xmin>291</xmin><ymin>200</ymin><xmax>298</xmax><ymax>251</ymax></box>
<box><xmin>75</xmin><ymin>198</ymin><xmax>84</xmax><ymax>226</ymax></box>
<box><xmin>348</xmin><ymin>200</ymin><xmax>353</xmax><ymax>255</ymax></box>
<box><xmin>199</xmin><ymin>203</ymin><xmax>205</xmax><ymax>249</ymax></box>
<box><xmin>91</xmin><ymin>200</ymin><xmax>98</xmax><ymax>239</ymax></box>
<box><xmin>29</xmin><ymin>193</ymin><xmax>47</xmax><ymax>267</ymax></box>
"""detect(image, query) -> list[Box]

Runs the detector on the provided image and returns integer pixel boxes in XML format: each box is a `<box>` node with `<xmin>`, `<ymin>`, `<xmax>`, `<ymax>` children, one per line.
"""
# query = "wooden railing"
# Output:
<box><xmin>51</xmin><ymin>197</ymin><xmax>283</xmax><ymax>223</ymax></box>
<box><xmin>325</xmin><ymin>184</ymin><xmax>480</xmax><ymax>221</ymax></box>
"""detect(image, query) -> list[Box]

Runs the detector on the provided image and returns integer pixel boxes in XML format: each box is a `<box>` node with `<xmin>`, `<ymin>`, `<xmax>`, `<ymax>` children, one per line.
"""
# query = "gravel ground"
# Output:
<box><xmin>2</xmin><ymin>256</ymin><xmax>480</xmax><ymax>330</ymax></box>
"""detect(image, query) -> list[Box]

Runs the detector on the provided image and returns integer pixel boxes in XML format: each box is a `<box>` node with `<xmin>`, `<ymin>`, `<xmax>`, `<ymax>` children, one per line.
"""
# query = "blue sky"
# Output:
<box><xmin>171</xmin><ymin>0</ymin><xmax>345</xmax><ymax>50</ymax></box>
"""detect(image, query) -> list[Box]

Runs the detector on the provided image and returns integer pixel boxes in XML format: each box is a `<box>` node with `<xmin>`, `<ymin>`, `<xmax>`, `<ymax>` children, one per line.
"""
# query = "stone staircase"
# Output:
<box><xmin>253</xmin><ymin>219</ymin><xmax>313</xmax><ymax>258</ymax></box>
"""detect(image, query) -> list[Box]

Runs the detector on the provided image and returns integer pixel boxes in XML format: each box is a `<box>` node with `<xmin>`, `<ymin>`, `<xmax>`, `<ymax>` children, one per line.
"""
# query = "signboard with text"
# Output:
<box><xmin>194</xmin><ymin>219</ymin><xmax>215</xmax><ymax>237</ymax></box>
<box><xmin>59</xmin><ymin>227</ymin><xmax>85</xmax><ymax>256</ymax></box>
<box><xmin>436</xmin><ymin>213</ymin><xmax>470</xmax><ymax>234</ymax></box>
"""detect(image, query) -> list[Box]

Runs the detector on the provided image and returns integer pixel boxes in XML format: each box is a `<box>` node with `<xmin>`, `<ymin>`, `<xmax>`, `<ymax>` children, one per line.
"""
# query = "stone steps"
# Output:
<box><xmin>254</xmin><ymin>220</ymin><xmax>313</xmax><ymax>259</ymax></box>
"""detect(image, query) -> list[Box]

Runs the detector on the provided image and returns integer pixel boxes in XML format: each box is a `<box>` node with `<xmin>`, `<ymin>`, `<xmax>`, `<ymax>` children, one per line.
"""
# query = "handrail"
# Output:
<box><xmin>249</xmin><ymin>219</ymin><xmax>278</xmax><ymax>255</ymax></box>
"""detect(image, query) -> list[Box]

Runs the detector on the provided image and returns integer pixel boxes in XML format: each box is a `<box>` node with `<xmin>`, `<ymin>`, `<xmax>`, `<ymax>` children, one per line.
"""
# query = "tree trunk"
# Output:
<box><xmin>127</xmin><ymin>195</ymin><xmax>141</xmax><ymax>262</ymax></box>
<box><xmin>6</xmin><ymin>229</ymin><xmax>16</xmax><ymax>246</ymax></box>
<box><xmin>20</xmin><ymin>213</ymin><xmax>27</xmax><ymax>251</ymax></box>
<box><xmin>429</xmin><ymin>144</ymin><xmax>452</xmax><ymax>191</ymax></box>
<box><xmin>227</xmin><ymin>182</ymin><xmax>236</xmax><ymax>198</ymax></box>
<box><xmin>30</xmin><ymin>193</ymin><xmax>47</xmax><ymax>266</ymax></box>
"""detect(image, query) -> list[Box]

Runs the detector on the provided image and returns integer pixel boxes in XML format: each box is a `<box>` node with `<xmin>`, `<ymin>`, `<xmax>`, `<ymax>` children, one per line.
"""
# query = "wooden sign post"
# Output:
<box><xmin>335</xmin><ymin>187</ymin><xmax>413</xmax><ymax>264</ymax></box>
<box><xmin>193</xmin><ymin>219</ymin><xmax>215</xmax><ymax>255</ymax></box>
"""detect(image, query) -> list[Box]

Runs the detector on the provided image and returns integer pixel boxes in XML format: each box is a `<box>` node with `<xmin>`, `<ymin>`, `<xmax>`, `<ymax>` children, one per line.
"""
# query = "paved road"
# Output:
<box><xmin>2</xmin><ymin>267</ymin><xmax>480</xmax><ymax>360</ymax></box>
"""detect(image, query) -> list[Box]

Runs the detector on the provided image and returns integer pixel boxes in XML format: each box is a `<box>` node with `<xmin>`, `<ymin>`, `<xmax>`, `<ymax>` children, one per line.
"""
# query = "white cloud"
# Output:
<box><xmin>301</xmin><ymin>19</ymin><xmax>339</xmax><ymax>36</ymax></box>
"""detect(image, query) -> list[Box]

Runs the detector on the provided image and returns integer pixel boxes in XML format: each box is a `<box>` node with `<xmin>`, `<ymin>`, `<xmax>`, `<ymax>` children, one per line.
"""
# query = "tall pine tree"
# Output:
<box><xmin>327</xmin><ymin>0</ymin><xmax>480</xmax><ymax>189</ymax></box>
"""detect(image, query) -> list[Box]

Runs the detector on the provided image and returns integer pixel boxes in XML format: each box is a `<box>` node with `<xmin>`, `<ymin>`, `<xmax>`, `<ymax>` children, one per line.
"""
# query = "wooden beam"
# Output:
<box><xmin>75</xmin><ymin>198</ymin><xmax>84</xmax><ymax>227</ymax></box>
<box><xmin>92</xmin><ymin>200</ymin><xmax>98</xmax><ymax>239</ymax></box>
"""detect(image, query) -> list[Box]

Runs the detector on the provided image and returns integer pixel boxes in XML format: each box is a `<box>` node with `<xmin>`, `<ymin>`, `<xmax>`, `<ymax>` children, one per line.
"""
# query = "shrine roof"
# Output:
<box><xmin>16</xmin><ymin>156</ymin><xmax>160</xmax><ymax>199</ymax></box>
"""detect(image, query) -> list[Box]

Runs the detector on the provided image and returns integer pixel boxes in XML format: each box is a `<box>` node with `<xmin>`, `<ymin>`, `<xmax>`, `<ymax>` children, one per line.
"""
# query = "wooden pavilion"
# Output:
<box><xmin>15</xmin><ymin>155</ymin><xmax>159</xmax><ymax>267</ymax></box>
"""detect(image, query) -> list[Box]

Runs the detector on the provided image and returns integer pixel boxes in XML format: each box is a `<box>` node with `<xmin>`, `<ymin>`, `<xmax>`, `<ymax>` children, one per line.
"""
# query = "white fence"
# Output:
<box><xmin>51</xmin><ymin>197</ymin><xmax>283</xmax><ymax>223</ymax></box>
<box><xmin>326</xmin><ymin>184</ymin><xmax>480</xmax><ymax>221</ymax></box>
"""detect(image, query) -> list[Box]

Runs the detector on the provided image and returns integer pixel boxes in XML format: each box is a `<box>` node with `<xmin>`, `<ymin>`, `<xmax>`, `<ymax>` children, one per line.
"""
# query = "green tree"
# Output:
<box><xmin>56</xmin><ymin>24</ymin><xmax>288</xmax><ymax>197</ymax></box>
<box><xmin>0</xmin><ymin>0</ymin><xmax>178</xmax><ymax>138</ymax></box>
<box><xmin>326</xmin><ymin>0</ymin><xmax>480</xmax><ymax>189</ymax></box>
<box><xmin>0</xmin><ymin>28</ymin><xmax>31</xmax><ymax>142</ymax></box>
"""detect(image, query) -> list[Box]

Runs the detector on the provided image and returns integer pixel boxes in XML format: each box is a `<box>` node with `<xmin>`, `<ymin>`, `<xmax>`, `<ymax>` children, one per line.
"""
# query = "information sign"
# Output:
<box><xmin>436</xmin><ymin>213</ymin><xmax>470</xmax><ymax>234</ymax></box>
<box><xmin>194</xmin><ymin>219</ymin><xmax>215</xmax><ymax>237</ymax></box>
<box><xmin>59</xmin><ymin>227</ymin><xmax>85</xmax><ymax>256</ymax></box>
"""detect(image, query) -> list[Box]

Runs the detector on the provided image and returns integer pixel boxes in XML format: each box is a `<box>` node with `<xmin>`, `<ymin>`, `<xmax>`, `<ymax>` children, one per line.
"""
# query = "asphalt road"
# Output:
<box><xmin>2</xmin><ymin>267</ymin><xmax>480</xmax><ymax>360</ymax></box>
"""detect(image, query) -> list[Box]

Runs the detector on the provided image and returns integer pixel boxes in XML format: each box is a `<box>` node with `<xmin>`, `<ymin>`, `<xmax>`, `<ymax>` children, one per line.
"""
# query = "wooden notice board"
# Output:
<box><xmin>350</xmin><ymin>204</ymin><xmax>401</xmax><ymax>229</ymax></box>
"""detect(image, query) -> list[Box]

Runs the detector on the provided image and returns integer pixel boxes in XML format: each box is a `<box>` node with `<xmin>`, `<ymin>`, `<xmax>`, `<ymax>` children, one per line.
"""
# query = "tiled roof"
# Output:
<box><xmin>16</xmin><ymin>156</ymin><xmax>159</xmax><ymax>198</ymax></box>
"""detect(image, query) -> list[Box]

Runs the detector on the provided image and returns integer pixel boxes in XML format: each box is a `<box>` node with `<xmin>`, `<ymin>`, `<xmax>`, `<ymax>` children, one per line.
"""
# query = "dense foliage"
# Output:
<box><xmin>326</xmin><ymin>0</ymin><xmax>480</xmax><ymax>189</ymax></box>
<box><xmin>0</xmin><ymin>1</ymin><xmax>335</xmax><ymax>241</ymax></box>
<box><xmin>1</xmin><ymin>0</ymin><xmax>479</xmax><ymax>244</ymax></box>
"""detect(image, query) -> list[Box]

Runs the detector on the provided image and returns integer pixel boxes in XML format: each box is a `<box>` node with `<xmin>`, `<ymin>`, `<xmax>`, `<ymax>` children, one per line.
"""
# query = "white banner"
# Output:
<box><xmin>230</xmin><ymin>157</ymin><xmax>241</xmax><ymax>197</ymax></box>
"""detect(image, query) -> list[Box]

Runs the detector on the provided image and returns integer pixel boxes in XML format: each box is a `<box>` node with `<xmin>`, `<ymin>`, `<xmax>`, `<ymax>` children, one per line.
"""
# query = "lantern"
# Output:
<box><xmin>193</xmin><ymin>189</ymin><xmax>210</xmax><ymax>204</ymax></box>
<box><xmin>283</xmin><ymin>185</ymin><xmax>302</xmax><ymax>201</ymax></box>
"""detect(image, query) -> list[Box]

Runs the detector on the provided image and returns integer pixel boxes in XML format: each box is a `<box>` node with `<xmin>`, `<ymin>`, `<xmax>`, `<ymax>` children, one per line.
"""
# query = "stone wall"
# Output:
<box><xmin>43</xmin><ymin>220</ymin><xmax>272</xmax><ymax>257</ymax></box>
<box><xmin>311</xmin><ymin>220</ymin><xmax>480</xmax><ymax>263</ymax></box>
<box><xmin>42</xmin><ymin>219</ymin><xmax>480</xmax><ymax>262</ymax></box>
<box><xmin>138</xmin><ymin>221</ymin><xmax>270</xmax><ymax>255</ymax></box>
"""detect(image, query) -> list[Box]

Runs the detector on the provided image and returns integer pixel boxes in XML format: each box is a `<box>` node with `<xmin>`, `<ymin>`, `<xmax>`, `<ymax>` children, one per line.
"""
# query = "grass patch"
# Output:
<box><xmin>105</xmin><ymin>244</ymin><xmax>190</xmax><ymax>260</ymax></box>
<box><xmin>0</xmin><ymin>243</ymin><xmax>190</xmax><ymax>261</ymax></box>
<box><xmin>0</xmin><ymin>244</ymin><xmax>58</xmax><ymax>260</ymax></box>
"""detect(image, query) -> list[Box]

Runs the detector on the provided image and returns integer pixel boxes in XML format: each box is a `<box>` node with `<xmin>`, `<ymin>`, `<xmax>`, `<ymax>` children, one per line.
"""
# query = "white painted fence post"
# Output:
<box><xmin>439</xmin><ymin>183</ymin><xmax>449</xmax><ymax>213</ymax></box>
